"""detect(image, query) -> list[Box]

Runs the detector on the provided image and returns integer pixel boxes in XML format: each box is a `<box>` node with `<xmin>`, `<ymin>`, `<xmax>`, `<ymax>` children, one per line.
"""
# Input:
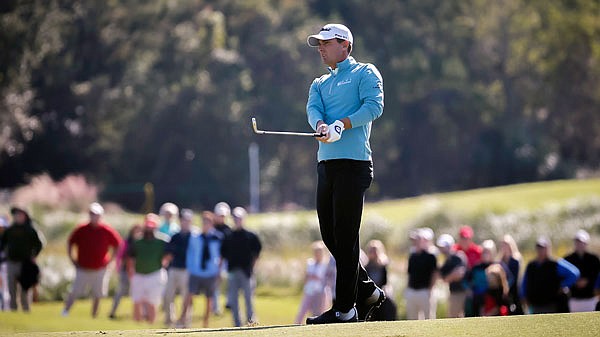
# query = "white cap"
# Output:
<box><xmin>214</xmin><ymin>202</ymin><xmax>231</xmax><ymax>217</ymax></box>
<box><xmin>308</xmin><ymin>23</ymin><xmax>353</xmax><ymax>47</ymax></box>
<box><xmin>536</xmin><ymin>236</ymin><xmax>551</xmax><ymax>248</ymax></box>
<box><xmin>89</xmin><ymin>202</ymin><xmax>104</xmax><ymax>215</ymax></box>
<box><xmin>232</xmin><ymin>207</ymin><xmax>247</xmax><ymax>219</ymax></box>
<box><xmin>574</xmin><ymin>229</ymin><xmax>590</xmax><ymax>244</ymax></box>
<box><xmin>159</xmin><ymin>202</ymin><xmax>179</xmax><ymax>216</ymax></box>
<box><xmin>419</xmin><ymin>227</ymin><xmax>434</xmax><ymax>241</ymax></box>
<box><xmin>436</xmin><ymin>234</ymin><xmax>455</xmax><ymax>248</ymax></box>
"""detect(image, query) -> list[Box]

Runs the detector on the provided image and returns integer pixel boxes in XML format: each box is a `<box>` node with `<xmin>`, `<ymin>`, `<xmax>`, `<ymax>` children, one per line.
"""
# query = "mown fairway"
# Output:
<box><xmin>3</xmin><ymin>312</ymin><xmax>599</xmax><ymax>337</ymax></box>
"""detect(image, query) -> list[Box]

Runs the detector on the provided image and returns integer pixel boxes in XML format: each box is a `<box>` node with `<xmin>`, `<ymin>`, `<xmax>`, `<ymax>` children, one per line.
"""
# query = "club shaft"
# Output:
<box><xmin>252</xmin><ymin>117</ymin><xmax>323</xmax><ymax>137</ymax></box>
<box><xmin>255</xmin><ymin>130</ymin><xmax>322</xmax><ymax>137</ymax></box>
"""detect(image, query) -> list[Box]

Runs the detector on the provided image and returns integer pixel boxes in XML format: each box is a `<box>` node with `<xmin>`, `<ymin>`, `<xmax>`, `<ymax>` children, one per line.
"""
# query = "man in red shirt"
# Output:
<box><xmin>61</xmin><ymin>202</ymin><xmax>123</xmax><ymax>317</ymax></box>
<box><xmin>453</xmin><ymin>225</ymin><xmax>482</xmax><ymax>270</ymax></box>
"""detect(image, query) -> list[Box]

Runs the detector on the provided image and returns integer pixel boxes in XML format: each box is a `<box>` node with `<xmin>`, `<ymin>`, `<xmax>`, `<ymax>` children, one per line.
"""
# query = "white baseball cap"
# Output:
<box><xmin>574</xmin><ymin>229</ymin><xmax>590</xmax><ymax>244</ymax></box>
<box><xmin>307</xmin><ymin>23</ymin><xmax>353</xmax><ymax>47</ymax></box>
<box><xmin>214</xmin><ymin>202</ymin><xmax>231</xmax><ymax>217</ymax></box>
<box><xmin>89</xmin><ymin>202</ymin><xmax>104</xmax><ymax>215</ymax></box>
<box><xmin>232</xmin><ymin>207</ymin><xmax>247</xmax><ymax>219</ymax></box>
<box><xmin>159</xmin><ymin>202</ymin><xmax>179</xmax><ymax>216</ymax></box>
<box><xmin>419</xmin><ymin>227</ymin><xmax>435</xmax><ymax>241</ymax></box>
<box><xmin>436</xmin><ymin>234</ymin><xmax>455</xmax><ymax>248</ymax></box>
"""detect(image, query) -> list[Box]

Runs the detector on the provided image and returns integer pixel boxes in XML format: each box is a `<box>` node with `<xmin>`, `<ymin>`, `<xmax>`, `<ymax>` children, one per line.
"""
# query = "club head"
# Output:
<box><xmin>251</xmin><ymin>117</ymin><xmax>260</xmax><ymax>134</ymax></box>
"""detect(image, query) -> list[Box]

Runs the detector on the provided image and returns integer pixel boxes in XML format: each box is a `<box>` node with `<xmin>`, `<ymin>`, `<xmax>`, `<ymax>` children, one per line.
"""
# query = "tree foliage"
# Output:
<box><xmin>1</xmin><ymin>0</ymin><xmax>599</xmax><ymax>211</ymax></box>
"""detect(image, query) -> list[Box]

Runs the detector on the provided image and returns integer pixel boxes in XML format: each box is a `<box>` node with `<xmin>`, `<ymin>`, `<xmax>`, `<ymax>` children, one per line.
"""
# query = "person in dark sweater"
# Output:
<box><xmin>521</xmin><ymin>236</ymin><xmax>579</xmax><ymax>314</ymax></box>
<box><xmin>221</xmin><ymin>207</ymin><xmax>262</xmax><ymax>327</ymax></box>
<box><xmin>0</xmin><ymin>206</ymin><xmax>45</xmax><ymax>312</ymax></box>
<box><xmin>437</xmin><ymin>234</ymin><xmax>468</xmax><ymax>318</ymax></box>
<box><xmin>405</xmin><ymin>228</ymin><xmax>438</xmax><ymax>320</ymax></box>
<box><xmin>564</xmin><ymin>229</ymin><xmax>600</xmax><ymax>312</ymax></box>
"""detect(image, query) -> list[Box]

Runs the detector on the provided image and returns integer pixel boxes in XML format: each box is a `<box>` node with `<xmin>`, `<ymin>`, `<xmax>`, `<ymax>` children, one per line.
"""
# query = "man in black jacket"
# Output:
<box><xmin>221</xmin><ymin>207</ymin><xmax>261</xmax><ymax>326</ymax></box>
<box><xmin>564</xmin><ymin>230</ymin><xmax>600</xmax><ymax>312</ymax></box>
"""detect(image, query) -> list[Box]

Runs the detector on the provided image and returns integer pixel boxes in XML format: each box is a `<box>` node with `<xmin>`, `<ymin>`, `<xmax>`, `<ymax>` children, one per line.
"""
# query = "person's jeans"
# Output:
<box><xmin>227</xmin><ymin>269</ymin><xmax>255</xmax><ymax>326</ymax></box>
<box><xmin>316</xmin><ymin>159</ymin><xmax>376</xmax><ymax>312</ymax></box>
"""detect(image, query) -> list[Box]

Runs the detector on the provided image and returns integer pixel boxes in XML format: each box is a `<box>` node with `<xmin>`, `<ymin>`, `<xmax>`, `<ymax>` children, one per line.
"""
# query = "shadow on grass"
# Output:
<box><xmin>156</xmin><ymin>324</ymin><xmax>302</xmax><ymax>334</ymax></box>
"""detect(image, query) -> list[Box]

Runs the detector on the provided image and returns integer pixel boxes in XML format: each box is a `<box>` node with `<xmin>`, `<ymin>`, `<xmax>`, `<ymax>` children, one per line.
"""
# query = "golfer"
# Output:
<box><xmin>305</xmin><ymin>23</ymin><xmax>385</xmax><ymax>324</ymax></box>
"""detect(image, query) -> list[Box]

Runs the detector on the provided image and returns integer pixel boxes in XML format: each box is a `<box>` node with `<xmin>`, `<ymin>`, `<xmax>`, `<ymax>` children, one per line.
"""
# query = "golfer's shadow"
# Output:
<box><xmin>156</xmin><ymin>324</ymin><xmax>302</xmax><ymax>334</ymax></box>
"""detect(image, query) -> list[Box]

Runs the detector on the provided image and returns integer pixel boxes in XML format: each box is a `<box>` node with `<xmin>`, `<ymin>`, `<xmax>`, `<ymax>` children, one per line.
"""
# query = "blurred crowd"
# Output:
<box><xmin>0</xmin><ymin>202</ymin><xmax>262</xmax><ymax>328</ymax></box>
<box><xmin>395</xmin><ymin>225</ymin><xmax>598</xmax><ymax>319</ymax></box>
<box><xmin>1</xmin><ymin>204</ymin><xmax>599</xmax><ymax>326</ymax></box>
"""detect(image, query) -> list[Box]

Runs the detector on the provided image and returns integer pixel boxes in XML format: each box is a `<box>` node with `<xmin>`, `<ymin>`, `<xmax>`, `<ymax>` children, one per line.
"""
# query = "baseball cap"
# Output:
<box><xmin>180</xmin><ymin>208</ymin><xmax>194</xmax><ymax>221</ymax></box>
<box><xmin>232</xmin><ymin>207</ymin><xmax>247</xmax><ymax>219</ymax></box>
<box><xmin>89</xmin><ymin>202</ymin><xmax>104</xmax><ymax>215</ymax></box>
<box><xmin>436</xmin><ymin>234</ymin><xmax>455</xmax><ymax>248</ymax></box>
<box><xmin>144</xmin><ymin>213</ymin><xmax>160</xmax><ymax>229</ymax></box>
<box><xmin>536</xmin><ymin>236</ymin><xmax>551</xmax><ymax>248</ymax></box>
<box><xmin>214</xmin><ymin>202</ymin><xmax>231</xmax><ymax>217</ymax></box>
<box><xmin>159</xmin><ymin>202</ymin><xmax>179</xmax><ymax>216</ymax></box>
<box><xmin>459</xmin><ymin>225</ymin><xmax>474</xmax><ymax>239</ymax></box>
<box><xmin>307</xmin><ymin>23</ymin><xmax>353</xmax><ymax>47</ymax></box>
<box><xmin>419</xmin><ymin>227</ymin><xmax>434</xmax><ymax>241</ymax></box>
<box><xmin>574</xmin><ymin>229</ymin><xmax>590</xmax><ymax>244</ymax></box>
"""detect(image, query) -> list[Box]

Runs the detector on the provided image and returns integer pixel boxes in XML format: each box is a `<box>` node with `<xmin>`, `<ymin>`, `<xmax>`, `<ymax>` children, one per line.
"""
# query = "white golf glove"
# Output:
<box><xmin>326</xmin><ymin>120</ymin><xmax>345</xmax><ymax>143</ymax></box>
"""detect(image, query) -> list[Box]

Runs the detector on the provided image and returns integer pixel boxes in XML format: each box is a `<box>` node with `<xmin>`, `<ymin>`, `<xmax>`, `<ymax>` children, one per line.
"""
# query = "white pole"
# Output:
<box><xmin>248</xmin><ymin>142</ymin><xmax>260</xmax><ymax>213</ymax></box>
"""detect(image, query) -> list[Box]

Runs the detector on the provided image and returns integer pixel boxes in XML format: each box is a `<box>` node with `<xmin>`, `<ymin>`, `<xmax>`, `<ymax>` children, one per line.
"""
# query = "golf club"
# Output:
<box><xmin>251</xmin><ymin>117</ymin><xmax>324</xmax><ymax>137</ymax></box>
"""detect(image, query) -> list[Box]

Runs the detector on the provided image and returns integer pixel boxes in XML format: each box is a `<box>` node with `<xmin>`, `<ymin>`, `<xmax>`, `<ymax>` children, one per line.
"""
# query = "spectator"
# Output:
<box><xmin>178</xmin><ymin>211</ymin><xmax>223</xmax><ymax>328</ymax></box>
<box><xmin>468</xmin><ymin>240</ymin><xmax>509</xmax><ymax>316</ymax></box>
<box><xmin>0</xmin><ymin>215</ymin><xmax>9</xmax><ymax>311</ymax></box>
<box><xmin>62</xmin><ymin>202</ymin><xmax>123</xmax><ymax>318</ymax></box>
<box><xmin>295</xmin><ymin>241</ymin><xmax>329</xmax><ymax>324</ymax></box>
<box><xmin>405</xmin><ymin>228</ymin><xmax>438</xmax><ymax>320</ymax></box>
<box><xmin>0</xmin><ymin>206</ymin><xmax>45</xmax><ymax>312</ymax></box>
<box><xmin>364</xmin><ymin>240</ymin><xmax>397</xmax><ymax>321</ymax></box>
<box><xmin>437</xmin><ymin>234</ymin><xmax>468</xmax><ymax>318</ymax></box>
<box><xmin>158</xmin><ymin>202</ymin><xmax>180</xmax><ymax>237</ymax></box>
<box><xmin>564</xmin><ymin>229</ymin><xmax>600</xmax><ymax>312</ymax></box>
<box><xmin>108</xmin><ymin>223</ymin><xmax>143</xmax><ymax>319</ymax></box>
<box><xmin>213</xmin><ymin>202</ymin><xmax>232</xmax><ymax>238</ymax></box>
<box><xmin>128</xmin><ymin>214</ymin><xmax>169</xmax><ymax>324</ymax></box>
<box><xmin>453</xmin><ymin>225</ymin><xmax>482</xmax><ymax>270</ymax></box>
<box><xmin>212</xmin><ymin>201</ymin><xmax>232</xmax><ymax>315</ymax></box>
<box><xmin>221</xmin><ymin>207</ymin><xmax>262</xmax><ymax>327</ymax></box>
<box><xmin>324</xmin><ymin>254</ymin><xmax>336</xmax><ymax>307</ymax></box>
<box><xmin>521</xmin><ymin>236</ymin><xmax>580</xmax><ymax>314</ymax></box>
<box><xmin>162</xmin><ymin>209</ymin><xmax>195</xmax><ymax>326</ymax></box>
<box><xmin>499</xmin><ymin>234</ymin><xmax>523</xmax><ymax>315</ymax></box>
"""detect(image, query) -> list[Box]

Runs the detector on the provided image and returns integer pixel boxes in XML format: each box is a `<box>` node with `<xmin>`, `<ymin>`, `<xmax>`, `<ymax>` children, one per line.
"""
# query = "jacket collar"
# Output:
<box><xmin>328</xmin><ymin>56</ymin><xmax>356</xmax><ymax>75</ymax></box>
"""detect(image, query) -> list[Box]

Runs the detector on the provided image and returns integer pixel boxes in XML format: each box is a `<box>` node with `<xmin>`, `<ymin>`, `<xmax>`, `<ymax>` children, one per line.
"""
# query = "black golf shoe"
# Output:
<box><xmin>357</xmin><ymin>288</ymin><xmax>386</xmax><ymax>321</ymax></box>
<box><xmin>306</xmin><ymin>308</ymin><xmax>358</xmax><ymax>325</ymax></box>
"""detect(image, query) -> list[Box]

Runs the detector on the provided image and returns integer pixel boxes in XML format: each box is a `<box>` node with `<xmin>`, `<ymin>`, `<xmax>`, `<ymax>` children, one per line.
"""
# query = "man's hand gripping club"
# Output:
<box><xmin>316</xmin><ymin>118</ymin><xmax>351</xmax><ymax>143</ymax></box>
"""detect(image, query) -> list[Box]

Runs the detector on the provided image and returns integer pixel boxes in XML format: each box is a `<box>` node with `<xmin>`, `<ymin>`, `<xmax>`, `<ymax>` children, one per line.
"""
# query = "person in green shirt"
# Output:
<box><xmin>127</xmin><ymin>213</ymin><xmax>169</xmax><ymax>323</ymax></box>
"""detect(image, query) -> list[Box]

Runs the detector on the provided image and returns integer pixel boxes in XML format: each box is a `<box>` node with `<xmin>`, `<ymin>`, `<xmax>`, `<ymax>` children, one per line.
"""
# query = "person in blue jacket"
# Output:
<box><xmin>304</xmin><ymin>23</ymin><xmax>385</xmax><ymax>324</ymax></box>
<box><xmin>521</xmin><ymin>236</ymin><xmax>580</xmax><ymax>314</ymax></box>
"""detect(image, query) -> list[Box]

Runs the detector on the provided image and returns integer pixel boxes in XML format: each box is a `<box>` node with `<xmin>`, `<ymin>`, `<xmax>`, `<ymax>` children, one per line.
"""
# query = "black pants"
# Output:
<box><xmin>316</xmin><ymin>159</ymin><xmax>376</xmax><ymax>312</ymax></box>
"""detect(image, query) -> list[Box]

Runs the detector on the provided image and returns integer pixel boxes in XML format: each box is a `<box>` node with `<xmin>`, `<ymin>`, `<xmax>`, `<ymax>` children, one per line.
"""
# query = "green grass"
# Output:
<box><xmin>246</xmin><ymin>178</ymin><xmax>600</xmax><ymax>227</ymax></box>
<box><xmin>0</xmin><ymin>294</ymin><xmax>302</xmax><ymax>334</ymax></box>
<box><xmin>4</xmin><ymin>178</ymin><xmax>600</xmax><ymax>335</ymax></box>
<box><xmin>3</xmin><ymin>309</ymin><xmax>600</xmax><ymax>336</ymax></box>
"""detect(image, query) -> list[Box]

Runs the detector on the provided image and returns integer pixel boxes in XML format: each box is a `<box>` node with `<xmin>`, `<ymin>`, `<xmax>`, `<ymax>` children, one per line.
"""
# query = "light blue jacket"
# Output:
<box><xmin>307</xmin><ymin>56</ymin><xmax>384</xmax><ymax>162</ymax></box>
<box><xmin>186</xmin><ymin>230</ymin><xmax>222</xmax><ymax>277</ymax></box>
